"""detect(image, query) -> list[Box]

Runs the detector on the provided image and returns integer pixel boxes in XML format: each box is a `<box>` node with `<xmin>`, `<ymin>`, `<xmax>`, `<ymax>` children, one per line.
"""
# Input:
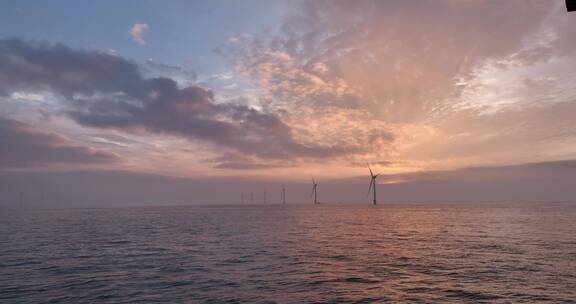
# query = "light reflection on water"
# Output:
<box><xmin>1</xmin><ymin>203</ymin><xmax>575</xmax><ymax>303</ymax></box>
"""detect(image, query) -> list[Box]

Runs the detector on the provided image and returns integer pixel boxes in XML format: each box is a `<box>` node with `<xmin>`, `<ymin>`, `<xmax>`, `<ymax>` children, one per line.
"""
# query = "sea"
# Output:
<box><xmin>1</xmin><ymin>203</ymin><xmax>575</xmax><ymax>303</ymax></box>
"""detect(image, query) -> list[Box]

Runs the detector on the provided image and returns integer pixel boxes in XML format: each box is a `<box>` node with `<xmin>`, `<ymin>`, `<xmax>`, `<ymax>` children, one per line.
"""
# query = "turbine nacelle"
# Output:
<box><xmin>367</xmin><ymin>164</ymin><xmax>381</xmax><ymax>178</ymax></box>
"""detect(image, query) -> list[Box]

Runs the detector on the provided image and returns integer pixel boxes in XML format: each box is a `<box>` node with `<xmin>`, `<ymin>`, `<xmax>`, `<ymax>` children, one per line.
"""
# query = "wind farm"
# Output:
<box><xmin>236</xmin><ymin>167</ymin><xmax>384</xmax><ymax>206</ymax></box>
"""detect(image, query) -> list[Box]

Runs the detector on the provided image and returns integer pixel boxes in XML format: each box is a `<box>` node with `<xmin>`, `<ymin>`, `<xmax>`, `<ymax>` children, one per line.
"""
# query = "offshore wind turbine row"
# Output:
<box><xmin>241</xmin><ymin>165</ymin><xmax>381</xmax><ymax>205</ymax></box>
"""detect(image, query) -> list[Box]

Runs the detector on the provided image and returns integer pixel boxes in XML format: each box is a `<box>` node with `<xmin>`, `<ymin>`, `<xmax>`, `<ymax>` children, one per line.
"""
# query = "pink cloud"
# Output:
<box><xmin>129</xmin><ymin>23</ymin><xmax>149</xmax><ymax>45</ymax></box>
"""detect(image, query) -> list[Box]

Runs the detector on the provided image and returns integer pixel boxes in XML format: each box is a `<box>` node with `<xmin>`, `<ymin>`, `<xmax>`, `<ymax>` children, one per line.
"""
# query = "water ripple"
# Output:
<box><xmin>1</xmin><ymin>204</ymin><xmax>575</xmax><ymax>303</ymax></box>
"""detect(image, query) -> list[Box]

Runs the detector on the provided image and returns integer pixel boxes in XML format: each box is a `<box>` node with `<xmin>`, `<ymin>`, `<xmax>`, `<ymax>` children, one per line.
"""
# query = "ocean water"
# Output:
<box><xmin>1</xmin><ymin>203</ymin><xmax>575</xmax><ymax>303</ymax></box>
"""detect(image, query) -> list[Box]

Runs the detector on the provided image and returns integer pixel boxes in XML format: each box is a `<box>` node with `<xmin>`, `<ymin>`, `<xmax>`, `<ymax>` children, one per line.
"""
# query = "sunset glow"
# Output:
<box><xmin>1</xmin><ymin>1</ymin><xmax>576</xmax><ymax>204</ymax></box>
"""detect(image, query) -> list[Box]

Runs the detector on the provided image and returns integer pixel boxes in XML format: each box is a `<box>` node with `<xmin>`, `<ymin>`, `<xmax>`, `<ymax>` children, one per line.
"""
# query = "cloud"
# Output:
<box><xmin>220</xmin><ymin>0</ymin><xmax>576</xmax><ymax>171</ymax></box>
<box><xmin>213</xmin><ymin>162</ymin><xmax>279</xmax><ymax>170</ymax></box>
<box><xmin>144</xmin><ymin>59</ymin><xmax>197</xmax><ymax>81</ymax></box>
<box><xmin>0</xmin><ymin>38</ymin><xmax>350</xmax><ymax>160</ymax></box>
<box><xmin>0</xmin><ymin>116</ymin><xmax>118</xmax><ymax>168</ymax></box>
<box><xmin>3</xmin><ymin>1</ymin><xmax>575</xmax><ymax>175</ymax></box>
<box><xmin>129</xmin><ymin>23</ymin><xmax>149</xmax><ymax>45</ymax></box>
<box><xmin>349</xmin><ymin>160</ymin><xmax>398</xmax><ymax>168</ymax></box>
<box><xmin>203</xmin><ymin>153</ymin><xmax>294</xmax><ymax>170</ymax></box>
<box><xmin>228</xmin><ymin>0</ymin><xmax>556</xmax><ymax>118</ymax></box>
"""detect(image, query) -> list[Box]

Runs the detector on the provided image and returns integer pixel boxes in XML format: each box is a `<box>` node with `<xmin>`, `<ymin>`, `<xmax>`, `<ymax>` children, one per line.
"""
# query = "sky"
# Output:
<box><xmin>1</xmin><ymin>0</ymin><xmax>576</xmax><ymax>206</ymax></box>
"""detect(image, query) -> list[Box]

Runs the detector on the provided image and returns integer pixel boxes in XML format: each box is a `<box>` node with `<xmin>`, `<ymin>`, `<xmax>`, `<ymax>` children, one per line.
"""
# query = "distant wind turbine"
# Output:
<box><xmin>311</xmin><ymin>177</ymin><xmax>319</xmax><ymax>204</ymax></box>
<box><xmin>367</xmin><ymin>165</ymin><xmax>380</xmax><ymax>205</ymax></box>
<box><xmin>282</xmin><ymin>186</ymin><xmax>286</xmax><ymax>204</ymax></box>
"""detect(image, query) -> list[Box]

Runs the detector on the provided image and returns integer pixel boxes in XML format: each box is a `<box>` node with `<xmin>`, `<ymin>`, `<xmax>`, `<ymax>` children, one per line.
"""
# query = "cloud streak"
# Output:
<box><xmin>0</xmin><ymin>117</ymin><xmax>118</xmax><ymax>168</ymax></box>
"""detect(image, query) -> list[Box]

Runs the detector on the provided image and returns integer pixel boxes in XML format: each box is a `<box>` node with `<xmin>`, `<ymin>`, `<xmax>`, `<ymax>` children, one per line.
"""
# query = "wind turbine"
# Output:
<box><xmin>282</xmin><ymin>186</ymin><xmax>286</xmax><ymax>204</ymax></box>
<box><xmin>367</xmin><ymin>165</ymin><xmax>380</xmax><ymax>205</ymax></box>
<box><xmin>311</xmin><ymin>177</ymin><xmax>319</xmax><ymax>204</ymax></box>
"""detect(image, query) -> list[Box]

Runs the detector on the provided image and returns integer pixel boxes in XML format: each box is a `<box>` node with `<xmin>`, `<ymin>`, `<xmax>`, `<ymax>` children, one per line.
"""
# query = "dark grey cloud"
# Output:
<box><xmin>144</xmin><ymin>59</ymin><xmax>197</xmax><ymax>81</ymax></box>
<box><xmin>0</xmin><ymin>38</ymin><xmax>350</xmax><ymax>159</ymax></box>
<box><xmin>0</xmin><ymin>116</ymin><xmax>118</xmax><ymax>168</ymax></box>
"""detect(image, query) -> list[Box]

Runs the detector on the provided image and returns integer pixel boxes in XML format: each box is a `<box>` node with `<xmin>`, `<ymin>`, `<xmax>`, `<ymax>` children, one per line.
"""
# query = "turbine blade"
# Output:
<box><xmin>367</xmin><ymin>164</ymin><xmax>374</xmax><ymax>177</ymax></box>
<box><xmin>310</xmin><ymin>185</ymin><xmax>315</xmax><ymax>197</ymax></box>
<box><xmin>367</xmin><ymin>178</ymin><xmax>374</xmax><ymax>196</ymax></box>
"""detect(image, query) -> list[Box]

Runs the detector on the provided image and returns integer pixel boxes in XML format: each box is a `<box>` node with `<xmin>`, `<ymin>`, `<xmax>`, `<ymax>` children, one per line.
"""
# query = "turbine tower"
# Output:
<box><xmin>282</xmin><ymin>186</ymin><xmax>286</xmax><ymax>204</ymax></box>
<box><xmin>311</xmin><ymin>177</ymin><xmax>319</xmax><ymax>204</ymax></box>
<box><xmin>367</xmin><ymin>165</ymin><xmax>380</xmax><ymax>205</ymax></box>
